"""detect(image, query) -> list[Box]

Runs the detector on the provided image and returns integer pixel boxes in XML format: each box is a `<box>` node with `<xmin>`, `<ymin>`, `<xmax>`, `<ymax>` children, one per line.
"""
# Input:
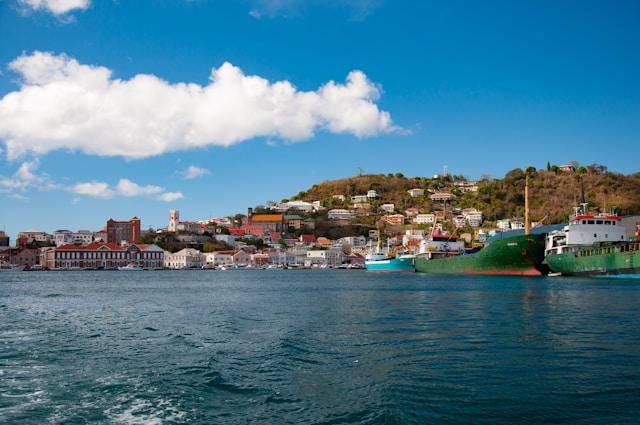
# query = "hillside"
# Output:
<box><xmin>291</xmin><ymin>164</ymin><xmax>640</xmax><ymax>226</ymax></box>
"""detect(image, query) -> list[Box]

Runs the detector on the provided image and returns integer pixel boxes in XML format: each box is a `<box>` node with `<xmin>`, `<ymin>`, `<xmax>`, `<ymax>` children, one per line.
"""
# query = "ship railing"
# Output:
<box><xmin>577</xmin><ymin>242</ymin><xmax>640</xmax><ymax>257</ymax></box>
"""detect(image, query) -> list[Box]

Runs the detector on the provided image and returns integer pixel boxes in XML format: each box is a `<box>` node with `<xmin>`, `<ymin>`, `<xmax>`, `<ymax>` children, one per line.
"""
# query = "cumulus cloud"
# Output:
<box><xmin>156</xmin><ymin>192</ymin><xmax>184</xmax><ymax>202</ymax></box>
<box><xmin>69</xmin><ymin>178</ymin><xmax>183</xmax><ymax>202</ymax></box>
<box><xmin>0</xmin><ymin>51</ymin><xmax>397</xmax><ymax>160</ymax></box>
<box><xmin>19</xmin><ymin>0</ymin><xmax>90</xmax><ymax>16</ymax></box>
<box><xmin>179</xmin><ymin>165</ymin><xmax>210</xmax><ymax>180</ymax></box>
<box><xmin>0</xmin><ymin>159</ymin><xmax>56</xmax><ymax>196</ymax></box>
<box><xmin>70</xmin><ymin>181</ymin><xmax>113</xmax><ymax>199</ymax></box>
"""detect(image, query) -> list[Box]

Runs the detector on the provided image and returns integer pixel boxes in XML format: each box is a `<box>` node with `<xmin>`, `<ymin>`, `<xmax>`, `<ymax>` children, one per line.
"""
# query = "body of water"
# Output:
<box><xmin>1</xmin><ymin>270</ymin><xmax>639</xmax><ymax>424</ymax></box>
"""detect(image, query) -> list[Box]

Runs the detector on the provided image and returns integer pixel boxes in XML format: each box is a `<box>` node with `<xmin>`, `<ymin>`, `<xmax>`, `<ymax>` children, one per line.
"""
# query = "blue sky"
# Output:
<box><xmin>1</xmin><ymin>0</ymin><xmax>639</xmax><ymax>238</ymax></box>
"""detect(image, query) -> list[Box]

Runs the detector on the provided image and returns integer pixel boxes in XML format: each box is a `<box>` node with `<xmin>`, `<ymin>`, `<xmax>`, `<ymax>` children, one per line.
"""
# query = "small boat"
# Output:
<box><xmin>117</xmin><ymin>263</ymin><xmax>143</xmax><ymax>271</ymax></box>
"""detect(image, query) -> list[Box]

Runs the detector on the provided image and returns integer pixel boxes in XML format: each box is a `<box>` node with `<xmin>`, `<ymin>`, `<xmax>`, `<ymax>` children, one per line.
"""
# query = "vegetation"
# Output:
<box><xmin>291</xmin><ymin>164</ymin><xmax>640</xmax><ymax>226</ymax></box>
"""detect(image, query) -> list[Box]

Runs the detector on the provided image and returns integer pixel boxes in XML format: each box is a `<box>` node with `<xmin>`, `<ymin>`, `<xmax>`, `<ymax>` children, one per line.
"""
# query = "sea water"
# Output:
<box><xmin>1</xmin><ymin>270</ymin><xmax>640</xmax><ymax>424</ymax></box>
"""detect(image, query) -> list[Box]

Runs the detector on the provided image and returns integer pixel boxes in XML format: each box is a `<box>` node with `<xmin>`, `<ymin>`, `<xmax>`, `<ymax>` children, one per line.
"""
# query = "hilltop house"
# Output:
<box><xmin>407</xmin><ymin>188</ymin><xmax>424</xmax><ymax>197</ymax></box>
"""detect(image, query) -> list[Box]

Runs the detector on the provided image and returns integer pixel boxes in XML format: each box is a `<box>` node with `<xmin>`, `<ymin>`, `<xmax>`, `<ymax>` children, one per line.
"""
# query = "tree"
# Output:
<box><xmin>546</xmin><ymin>161</ymin><xmax>551</xmax><ymax>171</ymax></box>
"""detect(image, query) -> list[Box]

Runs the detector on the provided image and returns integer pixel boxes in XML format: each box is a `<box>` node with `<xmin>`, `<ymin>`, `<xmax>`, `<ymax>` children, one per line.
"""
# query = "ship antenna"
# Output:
<box><xmin>524</xmin><ymin>175</ymin><xmax>531</xmax><ymax>235</ymax></box>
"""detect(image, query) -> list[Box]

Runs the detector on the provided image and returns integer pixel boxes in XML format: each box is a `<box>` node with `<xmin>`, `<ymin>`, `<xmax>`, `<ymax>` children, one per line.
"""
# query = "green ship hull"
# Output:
<box><xmin>415</xmin><ymin>234</ymin><xmax>547</xmax><ymax>276</ymax></box>
<box><xmin>544</xmin><ymin>243</ymin><xmax>640</xmax><ymax>276</ymax></box>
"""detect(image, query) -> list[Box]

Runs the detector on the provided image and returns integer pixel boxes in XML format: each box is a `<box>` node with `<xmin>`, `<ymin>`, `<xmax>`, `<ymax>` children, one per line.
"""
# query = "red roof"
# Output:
<box><xmin>300</xmin><ymin>234</ymin><xmax>316</xmax><ymax>243</ymax></box>
<box><xmin>229</xmin><ymin>228</ymin><xmax>246</xmax><ymax>236</ymax></box>
<box><xmin>57</xmin><ymin>242</ymin><xmax>124</xmax><ymax>251</ymax></box>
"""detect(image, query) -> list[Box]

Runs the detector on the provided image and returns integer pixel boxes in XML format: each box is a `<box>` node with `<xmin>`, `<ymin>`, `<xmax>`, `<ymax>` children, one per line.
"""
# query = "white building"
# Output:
<box><xmin>430</xmin><ymin>192</ymin><xmax>456</xmax><ymax>202</ymax></box>
<box><xmin>414</xmin><ymin>214</ymin><xmax>436</xmax><ymax>224</ymax></box>
<box><xmin>496</xmin><ymin>219</ymin><xmax>511</xmax><ymax>231</ymax></box>
<box><xmin>351</xmin><ymin>195</ymin><xmax>368</xmax><ymax>203</ymax></box>
<box><xmin>332</xmin><ymin>195</ymin><xmax>346</xmax><ymax>201</ymax></box>
<box><xmin>407</xmin><ymin>188</ymin><xmax>425</xmax><ymax>197</ymax></box>
<box><xmin>17</xmin><ymin>230</ymin><xmax>51</xmax><ymax>244</ymax></box>
<box><xmin>510</xmin><ymin>219</ymin><xmax>525</xmax><ymax>230</ymax></box>
<box><xmin>453</xmin><ymin>215</ymin><xmax>467</xmax><ymax>227</ymax></box>
<box><xmin>367</xmin><ymin>190</ymin><xmax>378</xmax><ymax>199</ymax></box>
<box><xmin>380</xmin><ymin>203</ymin><xmax>395</xmax><ymax>213</ymax></box>
<box><xmin>328</xmin><ymin>209</ymin><xmax>354</xmax><ymax>220</ymax></box>
<box><xmin>338</xmin><ymin>236</ymin><xmax>367</xmax><ymax>247</ymax></box>
<box><xmin>306</xmin><ymin>248</ymin><xmax>344</xmax><ymax>266</ymax></box>
<box><xmin>272</xmin><ymin>200</ymin><xmax>317</xmax><ymax>213</ymax></box>
<box><xmin>164</xmin><ymin>248</ymin><xmax>204</xmax><ymax>269</ymax></box>
<box><xmin>204</xmin><ymin>252</ymin><xmax>234</xmax><ymax>266</ymax></box>
<box><xmin>462</xmin><ymin>209</ymin><xmax>483</xmax><ymax>227</ymax></box>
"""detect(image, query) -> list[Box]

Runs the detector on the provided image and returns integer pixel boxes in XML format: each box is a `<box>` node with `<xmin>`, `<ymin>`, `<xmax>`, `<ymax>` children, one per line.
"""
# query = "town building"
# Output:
<box><xmin>453</xmin><ymin>215</ymin><xmax>467</xmax><ymax>228</ymax></box>
<box><xmin>407</xmin><ymin>188</ymin><xmax>425</xmax><ymax>197</ymax></box>
<box><xmin>43</xmin><ymin>242</ymin><xmax>164</xmax><ymax>270</ymax></box>
<box><xmin>0</xmin><ymin>231</ymin><xmax>9</xmax><ymax>247</ymax></box>
<box><xmin>247</xmin><ymin>209</ymin><xmax>284</xmax><ymax>233</ymax></box>
<box><xmin>367</xmin><ymin>190</ymin><xmax>378</xmax><ymax>199</ymax></box>
<box><xmin>106</xmin><ymin>217</ymin><xmax>141</xmax><ymax>244</ymax></box>
<box><xmin>164</xmin><ymin>248</ymin><xmax>204</xmax><ymax>269</ymax></box>
<box><xmin>272</xmin><ymin>200</ymin><xmax>317</xmax><ymax>213</ymax></box>
<box><xmin>168</xmin><ymin>209</ymin><xmax>180</xmax><ymax>232</ymax></box>
<box><xmin>17</xmin><ymin>230</ymin><xmax>52</xmax><ymax>245</ymax></box>
<box><xmin>430</xmin><ymin>192</ymin><xmax>456</xmax><ymax>202</ymax></box>
<box><xmin>204</xmin><ymin>251</ymin><xmax>234</xmax><ymax>267</ymax></box>
<box><xmin>414</xmin><ymin>214</ymin><xmax>436</xmax><ymax>224</ymax></box>
<box><xmin>380</xmin><ymin>203</ymin><xmax>395</xmax><ymax>213</ymax></box>
<box><xmin>285</xmin><ymin>215</ymin><xmax>303</xmax><ymax>230</ymax></box>
<box><xmin>53</xmin><ymin>229</ymin><xmax>94</xmax><ymax>247</ymax></box>
<box><xmin>462</xmin><ymin>209</ymin><xmax>483</xmax><ymax>227</ymax></box>
<box><xmin>384</xmin><ymin>214</ymin><xmax>405</xmax><ymax>226</ymax></box>
<box><xmin>332</xmin><ymin>195</ymin><xmax>346</xmax><ymax>201</ymax></box>
<box><xmin>351</xmin><ymin>195</ymin><xmax>368</xmax><ymax>203</ymax></box>
<box><xmin>496</xmin><ymin>219</ymin><xmax>511</xmax><ymax>231</ymax></box>
<box><xmin>0</xmin><ymin>247</ymin><xmax>39</xmax><ymax>268</ymax></box>
<box><xmin>327</xmin><ymin>209</ymin><xmax>354</xmax><ymax>220</ymax></box>
<box><xmin>404</xmin><ymin>208</ymin><xmax>420</xmax><ymax>218</ymax></box>
<box><xmin>453</xmin><ymin>181</ymin><xmax>479</xmax><ymax>192</ymax></box>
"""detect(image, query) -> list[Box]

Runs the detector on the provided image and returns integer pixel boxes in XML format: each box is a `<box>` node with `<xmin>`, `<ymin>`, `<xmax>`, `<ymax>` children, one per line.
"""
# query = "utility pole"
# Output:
<box><xmin>357</xmin><ymin>167</ymin><xmax>364</xmax><ymax>177</ymax></box>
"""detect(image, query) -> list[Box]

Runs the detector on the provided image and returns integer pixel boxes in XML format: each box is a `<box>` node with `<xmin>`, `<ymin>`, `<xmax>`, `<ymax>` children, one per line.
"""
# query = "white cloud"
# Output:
<box><xmin>0</xmin><ymin>159</ymin><xmax>56</xmax><ymax>197</ymax></box>
<box><xmin>180</xmin><ymin>165</ymin><xmax>210</xmax><ymax>180</ymax></box>
<box><xmin>248</xmin><ymin>0</ymin><xmax>382</xmax><ymax>20</ymax></box>
<box><xmin>70</xmin><ymin>181</ymin><xmax>113</xmax><ymax>199</ymax></box>
<box><xmin>69</xmin><ymin>178</ymin><xmax>183</xmax><ymax>202</ymax></box>
<box><xmin>19</xmin><ymin>0</ymin><xmax>90</xmax><ymax>16</ymax></box>
<box><xmin>156</xmin><ymin>192</ymin><xmax>184</xmax><ymax>202</ymax></box>
<box><xmin>115</xmin><ymin>178</ymin><xmax>163</xmax><ymax>197</ymax></box>
<box><xmin>0</xmin><ymin>51</ymin><xmax>398</xmax><ymax>160</ymax></box>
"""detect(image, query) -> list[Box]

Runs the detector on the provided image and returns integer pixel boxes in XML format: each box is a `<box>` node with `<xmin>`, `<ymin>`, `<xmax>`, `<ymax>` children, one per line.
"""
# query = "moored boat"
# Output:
<box><xmin>415</xmin><ymin>233</ymin><xmax>547</xmax><ymax>275</ymax></box>
<box><xmin>543</xmin><ymin>204</ymin><xmax>638</xmax><ymax>276</ymax></box>
<box><xmin>117</xmin><ymin>263</ymin><xmax>143</xmax><ymax>271</ymax></box>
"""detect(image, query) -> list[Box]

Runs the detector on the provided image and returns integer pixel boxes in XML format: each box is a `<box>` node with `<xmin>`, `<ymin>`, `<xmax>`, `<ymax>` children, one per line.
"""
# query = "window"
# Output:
<box><xmin>588</xmin><ymin>220</ymin><xmax>594</xmax><ymax>224</ymax></box>
<box><xmin>596</xmin><ymin>220</ymin><xmax>603</xmax><ymax>224</ymax></box>
<box><xmin>582</xmin><ymin>220</ymin><xmax>586</xmax><ymax>224</ymax></box>
<box><xmin>594</xmin><ymin>234</ymin><xmax>597</xmax><ymax>238</ymax></box>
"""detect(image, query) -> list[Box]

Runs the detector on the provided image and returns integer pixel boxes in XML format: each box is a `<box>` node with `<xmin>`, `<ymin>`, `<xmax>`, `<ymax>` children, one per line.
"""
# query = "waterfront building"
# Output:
<box><xmin>106</xmin><ymin>217</ymin><xmax>141</xmax><ymax>244</ymax></box>
<box><xmin>204</xmin><ymin>251</ymin><xmax>234</xmax><ymax>266</ymax></box>
<box><xmin>164</xmin><ymin>248</ymin><xmax>204</xmax><ymax>269</ymax></box>
<box><xmin>407</xmin><ymin>188</ymin><xmax>425</xmax><ymax>197</ymax></box>
<box><xmin>233</xmin><ymin>250</ymin><xmax>251</xmax><ymax>266</ymax></box>
<box><xmin>44</xmin><ymin>242</ymin><xmax>163</xmax><ymax>270</ymax></box>
<box><xmin>414</xmin><ymin>213</ymin><xmax>435</xmax><ymax>224</ymax></box>
<box><xmin>0</xmin><ymin>247</ymin><xmax>39</xmax><ymax>268</ymax></box>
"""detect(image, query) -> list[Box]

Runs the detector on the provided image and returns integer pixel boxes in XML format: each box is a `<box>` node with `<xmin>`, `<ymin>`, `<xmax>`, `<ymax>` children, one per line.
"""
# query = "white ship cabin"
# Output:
<box><xmin>545</xmin><ymin>206</ymin><xmax>627</xmax><ymax>255</ymax></box>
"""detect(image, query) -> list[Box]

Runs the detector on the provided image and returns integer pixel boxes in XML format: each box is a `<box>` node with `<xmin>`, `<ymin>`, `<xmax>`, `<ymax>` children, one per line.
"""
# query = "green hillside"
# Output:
<box><xmin>292</xmin><ymin>164</ymin><xmax>640</xmax><ymax>226</ymax></box>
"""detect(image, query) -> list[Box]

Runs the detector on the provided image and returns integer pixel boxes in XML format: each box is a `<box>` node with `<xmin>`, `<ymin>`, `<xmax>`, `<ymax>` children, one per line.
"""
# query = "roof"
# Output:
<box><xmin>57</xmin><ymin>242</ymin><xmax>124</xmax><ymax>251</ymax></box>
<box><xmin>300</xmin><ymin>234</ymin><xmax>316</xmax><ymax>243</ymax></box>
<box><xmin>250</xmin><ymin>214</ymin><xmax>283</xmax><ymax>223</ymax></box>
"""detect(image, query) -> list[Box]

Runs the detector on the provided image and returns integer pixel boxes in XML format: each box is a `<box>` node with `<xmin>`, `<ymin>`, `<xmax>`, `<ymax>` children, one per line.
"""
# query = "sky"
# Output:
<box><xmin>1</xmin><ymin>0</ymin><xmax>639</xmax><ymax>238</ymax></box>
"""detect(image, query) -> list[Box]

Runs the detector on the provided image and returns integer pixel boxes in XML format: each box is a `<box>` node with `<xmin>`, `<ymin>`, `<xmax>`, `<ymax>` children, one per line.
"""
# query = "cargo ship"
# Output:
<box><xmin>414</xmin><ymin>233</ymin><xmax>547</xmax><ymax>275</ymax></box>
<box><xmin>543</xmin><ymin>204</ymin><xmax>639</xmax><ymax>276</ymax></box>
<box><xmin>414</xmin><ymin>175</ymin><xmax>548</xmax><ymax>276</ymax></box>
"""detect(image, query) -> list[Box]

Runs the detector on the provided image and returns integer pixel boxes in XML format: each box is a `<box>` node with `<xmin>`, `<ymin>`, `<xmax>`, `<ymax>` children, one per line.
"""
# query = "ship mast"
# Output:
<box><xmin>524</xmin><ymin>175</ymin><xmax>531</xmax><ymax>235</ymax></box>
